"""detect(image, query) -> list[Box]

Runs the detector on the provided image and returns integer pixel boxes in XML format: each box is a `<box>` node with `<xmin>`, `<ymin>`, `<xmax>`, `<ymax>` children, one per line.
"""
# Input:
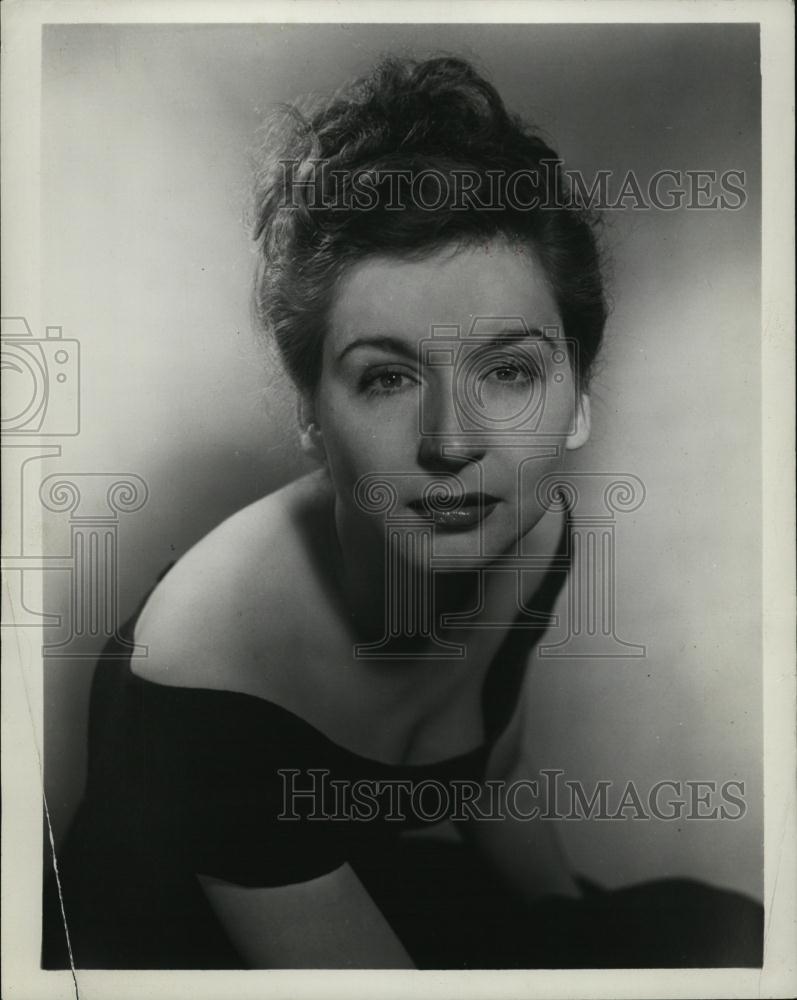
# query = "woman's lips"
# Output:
<box><xmin>407</xmin><ymin>492</ymin><xmax>500</xmax><ymax>530</ymax></box>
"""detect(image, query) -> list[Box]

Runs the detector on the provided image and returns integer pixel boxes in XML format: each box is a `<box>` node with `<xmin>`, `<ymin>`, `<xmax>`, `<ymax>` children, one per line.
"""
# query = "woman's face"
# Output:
<box><xmin>309</xmin><ymin>239</ymin><xmax>590</xmax><ymax>563</ymax></box>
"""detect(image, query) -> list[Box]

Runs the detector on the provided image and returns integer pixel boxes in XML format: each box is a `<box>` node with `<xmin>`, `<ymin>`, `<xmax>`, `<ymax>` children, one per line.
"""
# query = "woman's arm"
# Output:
<box><xmin>198</xmin><ymin>864</ymin><xmax>415</xmax><ymax>968</ymax></box>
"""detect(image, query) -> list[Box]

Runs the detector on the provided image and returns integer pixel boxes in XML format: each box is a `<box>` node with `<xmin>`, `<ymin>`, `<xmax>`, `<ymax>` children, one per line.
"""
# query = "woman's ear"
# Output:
<box><xmin>297</xmin><ymin>393</ymin><xmax>326</xmax><ymax>463</ymax></box>
<box><xmin>565</xmin><ymin>392</ymin><xmax>591</xmax><ymax>451</ymax></box>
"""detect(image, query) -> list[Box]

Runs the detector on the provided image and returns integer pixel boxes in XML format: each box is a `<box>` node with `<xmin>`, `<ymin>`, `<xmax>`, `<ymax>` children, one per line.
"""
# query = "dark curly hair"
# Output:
<box><xmin>252</xmin><ymin>56</ymin><xmax>606</xmax><ymax>393</ymax></box>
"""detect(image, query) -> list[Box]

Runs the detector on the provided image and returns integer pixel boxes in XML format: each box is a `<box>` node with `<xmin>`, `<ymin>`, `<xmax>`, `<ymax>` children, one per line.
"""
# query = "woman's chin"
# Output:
<box><xmin>381</xmin><ymin>521</ymin><xmax>521</xmax><ymax>567</ymax></box>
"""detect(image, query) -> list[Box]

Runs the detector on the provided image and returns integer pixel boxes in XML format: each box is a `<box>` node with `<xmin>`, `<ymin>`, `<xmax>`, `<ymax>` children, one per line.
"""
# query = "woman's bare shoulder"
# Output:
<box><xmin>131</xmin><ymin>471</ymin><xmax>335</xmax><ymax>697</ymax></box>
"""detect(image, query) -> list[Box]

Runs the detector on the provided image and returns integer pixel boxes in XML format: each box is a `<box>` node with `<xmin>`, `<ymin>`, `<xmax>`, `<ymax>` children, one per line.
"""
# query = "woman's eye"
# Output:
<box><xmin>361</xmin><ymin>368</ymin><xmax>415</xmax><ymax>395</ymax></box>
<box><xmin>491</xmin><ymin>366</ymin><xmax>523</xmax><ymax>383</ymax></box>
<box><xmin>482</xmin><ymin>361</ymin><xmax>537</xmax><ymax>386</ymax></box>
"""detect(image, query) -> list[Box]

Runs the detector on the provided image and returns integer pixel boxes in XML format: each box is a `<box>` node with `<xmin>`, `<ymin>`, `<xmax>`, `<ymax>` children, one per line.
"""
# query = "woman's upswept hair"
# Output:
<box><xmin>252</xmin><ymin>56</ymin><xmax>606</xmax><ymax>392</ymax></box>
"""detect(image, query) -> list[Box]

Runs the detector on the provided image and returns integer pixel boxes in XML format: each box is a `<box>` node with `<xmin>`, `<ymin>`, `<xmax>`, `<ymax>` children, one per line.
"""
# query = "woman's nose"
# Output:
<box><xmin>416</xmin><ymin>388</ymin><xmax>487</xmax><ymax>471</ymax></box>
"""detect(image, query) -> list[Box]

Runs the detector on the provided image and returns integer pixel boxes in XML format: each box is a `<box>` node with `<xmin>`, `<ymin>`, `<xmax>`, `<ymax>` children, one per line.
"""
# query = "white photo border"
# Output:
<box><xmin>1</xmin><ymin>1</ymin><xmax>794</xmax><ymax>998</ymax></box>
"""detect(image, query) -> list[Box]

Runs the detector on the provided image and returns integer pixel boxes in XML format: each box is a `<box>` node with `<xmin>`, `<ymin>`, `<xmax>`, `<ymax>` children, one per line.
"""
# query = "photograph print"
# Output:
<box><xmin>1</xmin><ymin>4</ymin><xmax>793</xmax><ymax>991</ymax></box>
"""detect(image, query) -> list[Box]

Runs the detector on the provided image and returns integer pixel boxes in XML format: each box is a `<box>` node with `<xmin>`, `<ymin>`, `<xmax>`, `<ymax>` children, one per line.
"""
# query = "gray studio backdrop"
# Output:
<box><xmin>38</xmin><ymin>23</ymin><xmax>761</xmax><ymax>900</ymax></box>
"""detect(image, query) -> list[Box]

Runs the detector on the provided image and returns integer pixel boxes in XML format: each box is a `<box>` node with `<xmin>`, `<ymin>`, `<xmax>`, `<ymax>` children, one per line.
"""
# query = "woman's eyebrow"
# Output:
<box><xmin>490</xmin><ymin>326</ymin><xmax>549</xmax><ymax>342</ymax></box>
<box><xmin>457</xmin><ymin>327</ymin><xmax>553</xmax><ymax>350</ymax></box>
<box><xmin>336</xmin><ymin>326</ymin><xmax>553</xmax><ymax>363</ymax></box>
<box><xmin>336</xmin><ymin>335</ymin><xmax>417</xmax><ymax>362</ymax></box>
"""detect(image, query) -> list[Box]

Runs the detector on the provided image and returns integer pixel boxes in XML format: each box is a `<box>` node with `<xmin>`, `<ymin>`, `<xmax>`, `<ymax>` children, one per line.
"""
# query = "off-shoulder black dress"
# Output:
<box><xmin>42</xmin><ymin>556</ymin><xmax>763</xmax><ymax>969</ymax></box>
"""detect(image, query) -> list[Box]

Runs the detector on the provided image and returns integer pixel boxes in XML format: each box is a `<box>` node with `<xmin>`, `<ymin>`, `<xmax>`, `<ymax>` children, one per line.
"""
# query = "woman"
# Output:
<box><xmin>43</xmin><ymin>56</ymin><xmax>762</xmax><ymax>970</ymax></box>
